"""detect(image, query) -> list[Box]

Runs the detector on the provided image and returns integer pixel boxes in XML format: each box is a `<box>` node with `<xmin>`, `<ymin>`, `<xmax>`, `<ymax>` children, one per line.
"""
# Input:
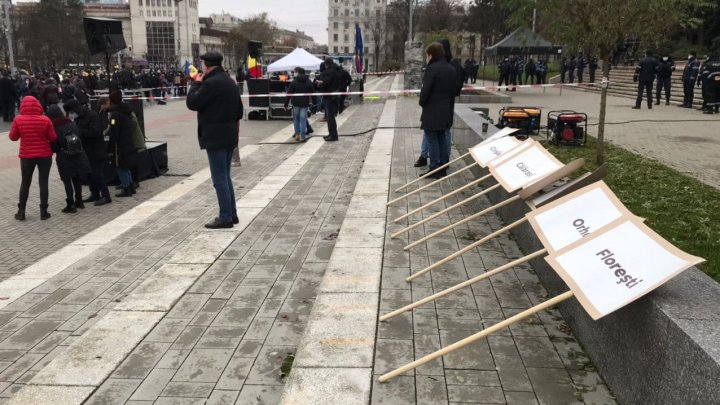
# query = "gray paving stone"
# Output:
<box><xmin>371</xmin><ymin>375</ymin><xmax>415</xmax><ymax>405</ymax></box>
<box><xmin>172</xmin><ymin>348</ymin><xmax>234</xmax><ymax>383</ymax></box>
<box><xmin>215</xmin><ymin>355</ymin><xmax>254</xmax><ymax>390</ymax></box>
<box><xmin>84</xmin><ymin>378</ymin><xmax>141</xmax><ymax>404</ymax></box>
<box><xmin>494</xmin><ymin>355</ymin><xmax>533</xmax><ymax>392</ymax></box>
<box><xmin>416</xmin><ymin>375</ymin><xmax>449</xmax><ymax>405</ymax></box>
<box><xmin>113</xmin><ymin>342</ymin><xmax>171</xmax><ymax>379</ymax></box>
<box><xmin>5</xmin><ymin>385</ymin><xmax>95</xmax><ymax>405</ymax></box>
<box><xmin>505</xmin><ymin>391</ymin><xmax>540</xmax><ymax>405</ymax></box>
<box><xmin>238</xmin><ymin>384</ymin><xmax>284</xmax><ymax>405</ymax></box>
<box><xmin>280</xmin><ymin>367</ymin><xmax>371</xmax><ymax>405</ymax></box>
<box><xmin>195</xmin><ymin>326</ymin><xmax>245</xmax><ymax>349</ymax></box>
<box><xmin>525</xmin><ymin>367</ymin><xmax>581</xmax><ymax>405</ymax></box>
<box><xmin>0</xmin><ymin>320</ymin><xmax>62</xmax><ymax>350</ymax></box>
<box><xmin>161</xmin><ymin>381</ymin><xmax>215</xmax><ymax>398</ymax></box>
<box><xmin>206</xmin><ymin>389</ymin><xmax>240</xmax><ymax>405</ymax></box>
<box><xmin>245</xmin><ymin>345</ymin><xmax>295</xmax><ymax>386</ymax></box>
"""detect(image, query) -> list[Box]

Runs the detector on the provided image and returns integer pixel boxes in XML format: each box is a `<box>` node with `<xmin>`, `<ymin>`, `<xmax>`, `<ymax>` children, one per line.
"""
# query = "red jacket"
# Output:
<box><xmin>8</xmin><ymin>96</ymin><xmax>57</xmax><ymax>159</ymax></box>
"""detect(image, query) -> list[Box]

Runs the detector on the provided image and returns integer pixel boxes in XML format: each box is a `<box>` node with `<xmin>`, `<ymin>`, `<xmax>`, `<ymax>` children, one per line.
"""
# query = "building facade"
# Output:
<box><xmin>327</xmin><ymin>0</ymin><xmax>386</xmax><ymax>71</ymax></box>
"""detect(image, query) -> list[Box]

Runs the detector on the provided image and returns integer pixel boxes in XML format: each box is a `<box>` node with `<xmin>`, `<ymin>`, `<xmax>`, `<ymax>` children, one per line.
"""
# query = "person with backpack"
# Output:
<box><xmin>46</xmin><ymin>105</ymin><xmax>91</xmax><ymax>213</ymax></box>
<box><xmin>9</xmin><ymin>96</ymin><xmax>57</xmax><ymax>220</ymax></box>
<box><xmin>285</xmin><ymin>67</ymin><xmax>315</xmax><ymax>142</ymax></box>
<box><xmin>63</xmin><ymin>99</ymin><xmax>111</xmax><ymax>206</ymax></box>
<box><xmin>107</xmin><ymin>90</ymin><xmax>138</xmax><ymax>197</ymax></box>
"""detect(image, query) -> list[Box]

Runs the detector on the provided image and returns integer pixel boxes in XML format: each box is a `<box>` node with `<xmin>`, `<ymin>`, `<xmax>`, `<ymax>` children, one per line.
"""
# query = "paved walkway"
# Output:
<box><xmin>0</xmin><ymin>76</ymin><xmax>614</xmax><ymax>404</ymax></box>
<box><xmin>481</xmin><ymin>85</ymin><xmax>720</xmax><ymax>188</ymax></box>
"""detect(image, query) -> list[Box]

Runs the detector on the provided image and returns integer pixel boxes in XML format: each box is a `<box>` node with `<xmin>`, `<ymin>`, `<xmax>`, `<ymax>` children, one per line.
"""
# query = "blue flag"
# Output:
<box><xmin>183</xmin><ymin>60</ymin><xmax>191</xmax><ymax>76</ymax></box>
<box><xmin>355</xmin><ymin>23</ymin><xmax>363</xmax><ymax>73</ymax></box>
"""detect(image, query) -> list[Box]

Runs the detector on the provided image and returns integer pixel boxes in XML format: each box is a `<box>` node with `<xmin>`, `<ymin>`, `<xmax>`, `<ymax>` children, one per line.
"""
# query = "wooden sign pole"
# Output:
<box><xmin>383</xmin><ymin>248</ymin><xmax>547</xmax><ymax>318</ymax></box>
<box><xmin>404</xmin><ymin>195</ymin><xmax>522</xmax><ymax>250</ymax></box>
<box><xmin>394</xmin><ymin>152</ymin><xmax>471</xmax><ymax>192</ymax></box>
<box><xmin>391</xmin><ymin>184</ymin><xmax>501</xmax><ymax>238</ymax></box>
<box><xmin>405</xmin><ymin>217</ymin><xmax>528</xmax><ymax>280</ymax></box>
<box><xmin>393</xmin><ymin>178</ymin><xmax>492</xmax><ymax>224</ymax></box>
<box><xmin>378</xmin><ymin>290</ymin><xmax>574</xmax><ymax>383</ymax></box>
<box><xmin>386</xmin><ymin>165</ymin><xmax>482</xmax><ymax>207</ymax></box>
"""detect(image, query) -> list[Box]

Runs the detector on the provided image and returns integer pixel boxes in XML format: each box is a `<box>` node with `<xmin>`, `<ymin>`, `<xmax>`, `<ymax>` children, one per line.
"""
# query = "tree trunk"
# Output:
<box><xmin>596</xmin><ymin>49</ymin><xmax>611</xmax><ymax>165</ymax></box>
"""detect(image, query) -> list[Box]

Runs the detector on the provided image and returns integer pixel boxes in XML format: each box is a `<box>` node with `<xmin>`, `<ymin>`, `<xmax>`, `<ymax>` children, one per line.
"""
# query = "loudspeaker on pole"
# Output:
<box><xmin>83</xmin><ymin>17</ymin><xmax>127</xmax><ymax>55</ymax></box>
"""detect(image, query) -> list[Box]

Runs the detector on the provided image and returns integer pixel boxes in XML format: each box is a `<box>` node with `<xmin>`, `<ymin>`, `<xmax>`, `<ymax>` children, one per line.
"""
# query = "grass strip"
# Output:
<box><xmin>542</xmin><ymin>135</ymin><xmax>720</xmax><ymax>282</ymax></box>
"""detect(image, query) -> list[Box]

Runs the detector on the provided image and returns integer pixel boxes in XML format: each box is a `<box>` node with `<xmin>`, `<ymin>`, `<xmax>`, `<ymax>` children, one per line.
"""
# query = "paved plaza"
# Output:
<box><xmin>3</xmin><ymin>75</ymin><xmax>714</xmax><ymax>403</ymax></box>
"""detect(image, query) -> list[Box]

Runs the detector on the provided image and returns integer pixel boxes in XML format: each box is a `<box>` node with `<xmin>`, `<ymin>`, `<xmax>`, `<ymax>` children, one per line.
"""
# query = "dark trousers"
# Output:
<box><xmin>683</xmin><ymin>80</ymin><xmax>695</xmax><ymax>106</ymax></box>
<box><xmin>88</xmin><ymin>158</ymin><xmax>110</xmax><ymax>199</ymax></box>
<box><xmin>589</xmin><ymin>69</ymin><xmax>596</xmax><ymax>83</ymax></box>
<box><xmin>498</xmin><ymin>74</ymin><xmax>509</xmax><ymax>87</ymax></box>
<box><xmin>19</xmin><ymin>157</ymin><xmax>52</xmax><ymax>207</ymax></box>
<box><xmin>525</xmin><ymin>73</ymin><xmax>535</xmax><ymax>84</ymax></box>
<box><xmin>1</xmin><ymin>99</ymin><xmax>14</xmax><ymax>121</ymax></box>
<box><xmin>569</xmin><ymin>71</ymin><xmax>575</xmax><ymax>83</ymax></box>
<box><xmin>560</xmin><ymin>70</ymin><xmax>566</xmax><ymax>83</ymax></box>
<box><xmin>577</xmin><ymin>69</ymin><xmax>584</xmax><ymax>83</ymax></box>
<box><xmin>324</xmin><ymin>98</ymin><xmax>338</xmax><ymax>137</ymax></box>
<box><xmin>656</xmin><ymin>77</ymin><xmax>671</xmax><ymax>103</ymax></box>
<box><xmin>426</xmin><ymin>130</ymin><xmax>449</xmax><ymax>171</ymax></box>
<box><xmin>635</xmin><ymin>80</ymin><xmax>653</xmax><ymax>108</ymax></box>
<box><xmin>63</xmin><ymin>177</ymin><xmax>82</xmax><ymax>205</ymax></box>
<box><xmin>206</xmin><ymin>148</ymin><xmax>237</xmax><ymax>223</ymax></box>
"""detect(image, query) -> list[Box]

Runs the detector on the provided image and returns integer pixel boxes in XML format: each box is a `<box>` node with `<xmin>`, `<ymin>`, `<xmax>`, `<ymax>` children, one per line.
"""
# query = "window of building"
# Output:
<box><xmin>344</xmin><ymin>34</ymin><xmax>348</xmax><ymax>41</ymax></box>
<box><xmin>146</xmin><ymin>21</ymin><xmax>176</xmax><ymax>70</ymax></box>
<box><xmin>364</xmin><ymin>46</ymin><xmax>369</xmax><ymax>54</ymax></box>
<box><xmin>333</xmin><ymin>22</ymin><xmax>338</xmax><ymax>29</ymax></box>
<box><xmin>344</xmin><ymin>8</ymin><xmax>349</xmax><ymax>16</ymax></box>
<box><xmin>139</xmin><ymin>0</ymin><xmax>143</xmax><ymax>6</ymax></box>
<box><xmin>334</xmin><ymin>9</ymin><xmax>338</xmax><ymax>16</ymax></box>
<box><xmin>344</xmin><ymin>46</ymin><xmax>349</xmax><ymax>53</ymax></box>
<box><xmin>140</xmin><ymin>10</ymin><xmax>143</xmax><ymax>16</ymax></box>
<box><xmin>344</xmin><ymin>21</ymin><xmax>349</xmax><ymax>29</ymax></box>
<box><xmin>333</xmin><ymin>33</ymin><xmax>338</xmax><ymax>41</ymax></box>
<box><xmin>354</xmin><ymin>8</ymin><xmax>359</xmax><ymax>16</ymax></box>
<box><xmin>333</xmin><ymin>46</ymin><xmax>338</xmax><ymax>53</ymax></box>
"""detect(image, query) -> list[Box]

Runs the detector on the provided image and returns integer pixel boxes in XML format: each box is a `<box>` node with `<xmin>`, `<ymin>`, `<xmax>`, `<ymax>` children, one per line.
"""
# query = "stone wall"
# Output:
<box><xmin>451</xmin><ymin>103</ymin><xmax>720</xmax><ymax>405</ymax></box>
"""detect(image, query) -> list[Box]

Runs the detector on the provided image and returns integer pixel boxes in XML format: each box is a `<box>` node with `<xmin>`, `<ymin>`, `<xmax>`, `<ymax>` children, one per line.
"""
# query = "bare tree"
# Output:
<box><xmin>416</xmin><ymin>0</ymin><xmax>465</xmax><ymax>33</ymax></box>
<box><xmin>237</xmin><ymin>13</ymin><xmax>278</xmax><ymax>49</ymax></box>
<box><xmin>368</xmin><ymin>10</ymin><xmax>387</xmax><ymax>70</ymax></box>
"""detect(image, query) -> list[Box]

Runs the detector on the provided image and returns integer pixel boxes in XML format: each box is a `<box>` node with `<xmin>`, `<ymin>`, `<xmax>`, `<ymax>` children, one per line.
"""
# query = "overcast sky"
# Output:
<box><xmin>199</xmin><ymin>0</ymin><xmax>330</xmax><ymax>45</ymax></box>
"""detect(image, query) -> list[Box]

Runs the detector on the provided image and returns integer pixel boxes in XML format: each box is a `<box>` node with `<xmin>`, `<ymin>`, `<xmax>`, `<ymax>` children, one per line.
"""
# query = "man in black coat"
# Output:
<box><xmin>285</xmin><ymin>67</ymin><xmax>315</xmax><ymax>141</ymax></box>
<box><xmin>681</xmin><ymin>53</ymin><xmax>701</xmax><ymax>108</ymax></box>
<box><xmin>567</xmin><ymin>57</ymin><xmax>577</xmax><ymax>83</ymax></box>
<box><xmin>64</xmin><ymin>99</ymin><xmax>111</xmax><ymax>206</ymax></box>
<box><xmin>316</xmin><ymin>58</ymin><xmax>342</xmax><ymax>141</ymax></box>
<box><xmin>498</xmin><ymin>57</ymin><xmax>511</xmax><ymax>89</ymax></box>
<box><xmin>633</xmin><ymin>51</ymin><xmax>659</xmax><ymax>109</ymax></box>
<box><xmin>0</xmin><ymin>71</ymin><xmax>16</xmax><ymax>122</ymax></box>
<box><xmin>186</xmin><ymin>51</ymin><xmax>244</xmax><ymax>228</ymax></box>
<box><xmin>419</xmin><ymin>42</ymin><xmax>457</xmax><ymax>179</ymax></box>
<box><xmin>655</xmin><ymin>55</ymin><xmax>675</xmax><ymax>105</ymax></box>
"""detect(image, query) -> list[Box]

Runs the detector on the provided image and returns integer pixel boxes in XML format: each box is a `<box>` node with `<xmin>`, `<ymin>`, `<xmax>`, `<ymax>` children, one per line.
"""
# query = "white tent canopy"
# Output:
<box><xmin>267</xmin><ymin>48</ymin><xmax>324</xmax><ymax>73</ymax></box>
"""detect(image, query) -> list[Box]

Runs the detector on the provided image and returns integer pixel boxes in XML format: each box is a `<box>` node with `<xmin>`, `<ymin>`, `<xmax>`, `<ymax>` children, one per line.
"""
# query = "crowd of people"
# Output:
<box><xmin>7</xmin><ymin>67</ymin><xmax>148</xmax><ymax>221</ymax></box>
<box><xmin>498</xmin><ymin>56</ymin><xmax>552</xmax><ymax>89</ymax></box>
<box><xmin>633</xmin><ymin>51</ymin><xmax>720</xmax><ymax>113</ymax></box>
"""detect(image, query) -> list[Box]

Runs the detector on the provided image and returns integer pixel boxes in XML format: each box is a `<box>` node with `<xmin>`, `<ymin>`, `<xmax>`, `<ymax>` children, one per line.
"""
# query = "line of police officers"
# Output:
<box><xmin>633</xmin><ymin>51</ymin><xmax>720</xmax><ymax>113</ymax></box>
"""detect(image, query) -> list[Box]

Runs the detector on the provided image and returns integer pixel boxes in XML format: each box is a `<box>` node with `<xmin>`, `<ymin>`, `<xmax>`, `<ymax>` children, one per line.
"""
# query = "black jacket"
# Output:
<box><xmin>186</xmin><ymin>67</ymin><xmax>243</xmax><ymax>150</ymax></box>
<box><xmin>51</xmin><ymin>118</ymin><xmax>91</xmax><ymax>181</ymax></box>
<box><xmin>107</xmin><ymin>102</ymin><xmax>136</xmax><ymax>169</ymax></box>
<box><xmin>317</xmin><ymin>64</ymin><xmax>343</xmax><ymax>94</ymax></box>
<box><xmin>635</xmin><ymin>56</ymin><xmax>659</xmax><ymax>82</ymax></box>
<box><xmin>683</xmin><ymin>58</ymin><xmax>700</xmax><ymax>81</ymax></box>
<box><xmin>419</xmin><ymin>57</ymin><xmax>457</xmax><ymax>132</ymax></box>
<box><xmin>285</xmin><ymin>75</ymin><xmax>315</xmax><ymax>108</ymax></box>
<box><xmin>0</xmin><ymin>76</ymin><xmax>16</xmax><ymax>101</ymax></box>
<box><xmin>74</xmin><ymin>107</ymin><xmax>105</xmax><ymax>161</ymax></box>
<box><xmin>656</xmin><ymin>58</ymin><xmax>675</xmax><ymax>79</ymax></box>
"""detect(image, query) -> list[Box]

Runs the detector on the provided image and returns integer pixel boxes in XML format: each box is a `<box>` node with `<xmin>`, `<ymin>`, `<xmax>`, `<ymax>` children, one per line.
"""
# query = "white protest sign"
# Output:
<box><xmin>526</xmin><ymin>181</ymin><xmax>634</xmax><ymax>253</ymax></box>
<box><xmin>479</xmin><ymin>127</ymin><xmax>520</xmax><ymax>145</ymax></box>
<box><xmin>545</xmin><ymin>217</ymin><xmax>705</xmax><ymax>320</ymax></box>
<box><xmin>488</xmin><ymin>141</ymin><xmax>563</xmax><ymax>192</ymax></box>
<box><xmin>469</xmin><ymin>136</ymin><xmax>524</xmax><ymax>168</ymax></box>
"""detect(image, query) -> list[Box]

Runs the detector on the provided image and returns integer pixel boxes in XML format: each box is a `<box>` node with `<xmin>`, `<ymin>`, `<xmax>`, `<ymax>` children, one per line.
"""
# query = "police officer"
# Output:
<box><xmin>632</xmin><ymin>51</ymin><xmax>659</xmax><ymax>109</ymax></box>
<box><xmin>680</xmin><ymin>53</ymin><xmax>701</xmax><ymax>108</ymax></box>
<box><xmin>498</xmin><ymin>57</ymin><xmax>511</xmax><ymax>89</ymax></box>
<box><xmin>576</xmin><ymin>53</ymin><xmax>587</xmax><ymax>83</ymax></box>
<box><xmin>509</xmin><ymin>57</ymin><xmax>518</xmax><ymax>91</ymax></box>
<box><xmin>655</xmin><ymin>55</ymin><xmax>675</xmax><ymax>105</ymax></box>
<box><xmin>698</xmin><ymin>54</ymin><xmax>720</xmax><ymax>114</ymax></box>
<box><xmin>588</xmin><ymin>57</ymin><xmax>599</xmax><ymax>83</ymax></box>
<box><xmin>567</xmin><ymin>56</ymin><xmax>577</xmax><ymax>83</ymax></box>
<box><xmin>513</xmin><ymin>58</ymin><xmax>523</xmax><ymax>91</ymax></box>
<box><xmin>560</xmin><ymin>57</ymin><xmax>567</xmax><ymax>83</ymax></box>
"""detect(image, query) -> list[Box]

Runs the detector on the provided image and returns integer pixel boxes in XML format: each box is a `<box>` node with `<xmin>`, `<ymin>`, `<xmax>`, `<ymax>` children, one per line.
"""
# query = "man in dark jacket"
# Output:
<box><xmin>589</xmin><ymin>57</ymin><xmax>599</xmax><ymax>83</ymax></box>
<box><xmin>64</xmin><ymin>99</ymin><xmax>111</xmax><ymax>206</ymax></box>
<box><xmin>633</xmin><ymin>51</ymin><xmax>659</xmax><ymax>109</ymax></box>
<box><xmin>681</xmin><ymin>53</ymin><xmax>701</xmax><ymax>108</ymax></box>
<box><xmin>419</xmin><ymin>42</ymin><xmax>457</xmax><ymax>179</ymax></box>
<box><xmin>567</xmin><ymin>57</ymin><xmax>577</xmax><ymax>83</ymax></box>
<box><xmin>698</xmin><ymin>55</ymin><xmax>720</xmax><ymax>114</ymax></box>
<box><xmin>560</xmin><ymin>57</ymin><xmax>567</xmax><ymax>83</ymax></box>
<box><xmin>107</xmin><ymin>91</ymin><xmax>137</xmax><ymax>198</ymax></box>
<box><xmin>186</xmin><ymin>51</ymin><xmax>244</xmax><ymax>228</ymax></box>
<box><xmin>655</xmin><ymin>55</ymin><xmax>675</xmax><ymax>105</ymax></box>
<box><xmin>524</xmin><ymin>59</ymin><xmax>536</xmax><ymax>85</ymax></box>
<box><xmin>338</xmin><ymin>67</ymin><xmax>352</xmax><ymax>114</ymax></box>
<box><xmin>0</xmin><ymin>71</ymin><xmax>16</xmax><ymax>122</ymax></box>
<box><xmin>499</xmin><ymin>57</ymin><xmax>511</xmax><ymax>89</ymax></box>
<box><xmin>576</xmin><ymin>54</ymin><xmax>587</xmax><ymax>83</ymax></box>
<box><xmin>285</xmin><ymin>67</ymin><xmax>315</xmax><ymax>142</ymax></box>
<box><xmin>316</xmin><ymin>58</ymin><xmax>342</xmax><ymax>141</ymax></box>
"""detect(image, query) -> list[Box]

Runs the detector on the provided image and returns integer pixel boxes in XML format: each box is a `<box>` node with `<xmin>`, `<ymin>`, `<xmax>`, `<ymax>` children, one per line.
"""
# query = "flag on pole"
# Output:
<box><xmin>354</xmin><ymin>23</ymin><xmax>363</xmax><ymax>73</ymax></box>
<box><xmin>182</xmin><ymin>60</ymin><xmax>191</xmax><ymax>76</ymax></box>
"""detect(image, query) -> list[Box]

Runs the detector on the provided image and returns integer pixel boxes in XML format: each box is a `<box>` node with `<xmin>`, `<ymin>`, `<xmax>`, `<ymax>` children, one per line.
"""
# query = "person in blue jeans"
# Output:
<box><xmin>186</xmin><ymin>51</ymin><xmax>244</xmax><ymax>229</ymax></box>
<box><xmin>418</xmin><ymin>42</ymin><xmax>457</xmax><ymax>178</ymax></box>
<box><xmin>285</xmin><ymin>67</ymin><xmax>315</xmax><ymax>142</ymax></box>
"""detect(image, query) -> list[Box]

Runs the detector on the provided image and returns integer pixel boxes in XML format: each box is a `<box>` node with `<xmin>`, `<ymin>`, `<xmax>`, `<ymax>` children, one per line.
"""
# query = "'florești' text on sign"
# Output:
<box><xmin>596</xmin><ymin>249</ymin><xmax>643</xmax><ymax>288</ymax></box>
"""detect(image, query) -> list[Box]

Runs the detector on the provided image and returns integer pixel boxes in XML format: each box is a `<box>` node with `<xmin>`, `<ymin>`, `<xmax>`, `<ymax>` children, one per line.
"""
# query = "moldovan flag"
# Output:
<box><xmin>526</xmin><ymin>181</ymin><xmax>636</xmax><ymax>253</ymax></box>
<box><xmin>487</xmin><ymin>139</ymin><xmax>564</xmax><ymax>192</ymax></box>
<box><xmin>247</xmin><ymin>55</ymin><xmax>262</xmax><ymax>78</ymax></box>
<box><xmin>545</xmin><ymin>217</ymin><xmax>704</xmax><ymax>319</ymax></box>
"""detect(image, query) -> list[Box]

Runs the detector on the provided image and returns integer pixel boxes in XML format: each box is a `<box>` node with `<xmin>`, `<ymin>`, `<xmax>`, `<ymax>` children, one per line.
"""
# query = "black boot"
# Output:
<box><xmin>40</xmin><ymin>204</ymin><xmax>50</xmax><ymax>220</ymax></box>
<box><xmin>75</xmin><ymin>198</ymin><xmax>85</xmax><ymax>209</ymax></box>
<box><xmin>62</xmin><ymin>199</ymin><xmax>77</xmax><ymax>213</ymax></box>
<box><xmin>115</xmin><ymin>187</ymin><xmax>133</xmax><ymax>197</ymax></box>
<box><xmin>14</xmin><ymin>203</ymin><xmax>25</xmax><ymax>221</ymax></box>
<box><xmin>414</xmin><ymin>156</ymin><xmax>427</xmax><ymax>167</ymax></box>
<box><xmin>83</xmin><ymin>194</ymin><xmax>100</xmax><ymax>203</ymax></box>
<box><xmin>94</xmin><ymin>196</ymin><xmax>112</xmax><ymax>206</ymax></box>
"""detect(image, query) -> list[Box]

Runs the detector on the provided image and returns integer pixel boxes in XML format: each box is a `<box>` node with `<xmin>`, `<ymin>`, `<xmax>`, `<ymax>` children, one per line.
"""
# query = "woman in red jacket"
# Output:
<box><xmin>8</xmin><ymin>96</ymin><xmax>57</xmax><ymax>220</ymax></box>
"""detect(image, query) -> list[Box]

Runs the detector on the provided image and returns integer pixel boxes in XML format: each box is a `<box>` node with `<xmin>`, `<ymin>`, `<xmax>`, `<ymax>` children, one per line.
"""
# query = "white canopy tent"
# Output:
<box><xmin>267</xmin><ymin>48</ymin><xmax>324</xmax><ymax>73</ymax></box>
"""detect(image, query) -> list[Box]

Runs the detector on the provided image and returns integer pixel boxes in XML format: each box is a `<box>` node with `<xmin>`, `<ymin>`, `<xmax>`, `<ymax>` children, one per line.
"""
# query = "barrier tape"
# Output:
<box><xmin>108</xmin><ymin>81</ymin><xmax>603</xmax><ymax>101</ymax></box>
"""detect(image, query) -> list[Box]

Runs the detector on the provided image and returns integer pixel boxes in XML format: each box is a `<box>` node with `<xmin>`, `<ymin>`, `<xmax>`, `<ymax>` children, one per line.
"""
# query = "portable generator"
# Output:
<box><xmin>497</xmin><ymin>106</ymin><xmax>542</xmax><ymax>138</ymax></box>
<box><xmin>546</xmin><ymin>110</ymin><xmax>587</xmax><ymax>146</ymax></box>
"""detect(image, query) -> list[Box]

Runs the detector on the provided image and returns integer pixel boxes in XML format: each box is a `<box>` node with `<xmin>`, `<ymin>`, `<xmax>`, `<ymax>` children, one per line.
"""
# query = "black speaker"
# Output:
<box><xmin>248</xmin><ymin>40</ymin><xmax>263</xmax><ymax>59</ymax></box>
<box><xmin>84</xmin><ymin>17</ymin><xmax>127</xmax><ymax>55</ymax></box>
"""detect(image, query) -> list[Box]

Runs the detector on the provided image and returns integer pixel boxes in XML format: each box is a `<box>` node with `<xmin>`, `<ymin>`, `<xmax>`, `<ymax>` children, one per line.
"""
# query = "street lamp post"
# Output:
<box><xmin>174</xmin><ymin>0</ymin><xmax>182</xmax><ymax>69</ymax></box>
<box><xmin>3</xmin><ymin>0</ymin><xmax>15</xmax><ymax>74</ymax></box>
